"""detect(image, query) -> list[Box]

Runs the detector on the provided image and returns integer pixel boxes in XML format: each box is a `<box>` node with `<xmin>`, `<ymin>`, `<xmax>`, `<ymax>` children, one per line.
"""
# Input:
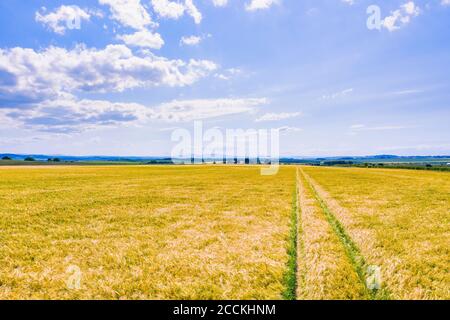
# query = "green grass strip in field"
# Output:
<box><xmin>281</xmin><ymin>174</ymin><xmax>299</xmax><ymax>300</ymax></box>
<box><xmin>294</xmin><ymin>169</ymin><xmax>307</xmax><ymax>299</ymax></box>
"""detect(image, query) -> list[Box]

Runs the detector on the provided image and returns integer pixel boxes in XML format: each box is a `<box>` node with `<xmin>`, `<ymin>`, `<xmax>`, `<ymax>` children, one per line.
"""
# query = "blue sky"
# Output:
<box><xmin>0</xmin><ymin>0</ymin><xmax>449</xmax><ymax>157</ymax></box>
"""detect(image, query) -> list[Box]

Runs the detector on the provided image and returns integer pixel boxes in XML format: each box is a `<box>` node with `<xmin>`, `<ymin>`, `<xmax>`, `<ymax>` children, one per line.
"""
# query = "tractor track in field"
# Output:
<box><xmin>295</xmin><ymin>169</ymin><xmax>307</xmax><ymax>299</ymax></box>
<box><xmin>299</xmin><ymin>168</ymin><xmax>391</xmax><ymax>300</ymax></box>
<box><xmin>296</xmin><ymin>168</ymin><xmax>366</xmax><ymax>299</ymax></box>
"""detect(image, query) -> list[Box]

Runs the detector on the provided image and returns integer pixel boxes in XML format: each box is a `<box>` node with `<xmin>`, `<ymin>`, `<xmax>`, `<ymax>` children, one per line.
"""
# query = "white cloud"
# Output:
<box><xmin>256</xmin><ymin>112</ymin><xmax>302</xmax><ymax>122</ymax></box>
<box><xmin>382</xmin><ymin>1</ymin><xmax>421</xmax><ymax>32</ymax></box>
<box><xmin>156</xmin><ymin>98</ymin><xmax>267</xmax><ymax>122</ymax></box>
<box><xmin>403</xmin><ymin>1</ymin><xmax>420</xmax><ymax>15</ymax></box>
<box><xmin>98</xmin><ymin>0</ymin><xmax>157</xmax><ymax>30</ymax></box>
<box><xmin>245</xmin><ymin>0</ymin><xmax>280</xmax><ymax>11</ymax></box>
<box><xmin>0</xmin><ymin>44</ymin><xmax>217</xmax><ymax>104</ymax></box>
<box><xmin>215</xmin><ymin>74</ymin><xmax>229</xmax><ymax>80</ymax></box>
<box><xmin>2</xmin><ymin>97</ymin><xmax>268</xmax><ymax>132</ymax></box>
<box><xmin>35</xmin><ymin>5</ymin><xmax>92</xmax><ymax>34</ymax></box>
<box><xmin>212</xmin><ymin>0</ymin><xmax>228</xmax><ymax>7</ymax></box>
<box><xmin>180</xmin><ymin>35</ymin><xmax>202</xmax><ymax>46</ymax></box>
<box><xmin>151</xmin><ymin>0</ymin><xmax>185</xmax><ymax>19</ymax></box>
<box><xmin>7</xmin><ymin>97</ymin><xmax>152</xmax><ymax>132</ymax></box>
<box><xmin>184</xmin><ymin>0</ymin><xmax>202</xmax><ymax>24</ymax></box>
<box><xmin>442</xmin><ymin>0</ymin><xmax>450</xmax><ymax>6</ymax></box>
<box><xmin>117</xmin><ymin>30</ymin><xmax>164</xmax><ymax>49</ymax></box>
<box><xmin>149</xmin><ymin>0</ymin><xmax>202</xmax><ymax>24</ymax></box>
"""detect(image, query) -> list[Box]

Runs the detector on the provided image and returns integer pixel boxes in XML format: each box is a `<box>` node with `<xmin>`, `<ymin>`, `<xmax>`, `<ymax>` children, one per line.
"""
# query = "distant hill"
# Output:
<box><xmin>0</xmin><ymin>153</ymin><xmax>170</xmax><ymax>163</ymax></box>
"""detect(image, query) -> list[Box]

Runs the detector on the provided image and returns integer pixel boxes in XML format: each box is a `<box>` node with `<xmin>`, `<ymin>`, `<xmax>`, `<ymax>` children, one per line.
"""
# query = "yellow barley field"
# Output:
<box><xmin>0</xmin><ymin>165</ymin><xmax>448</xmax><ymax>300</ymax></box>
<box><xmin>301</xmin><ymin>166</ymin><xmax>450</xmax><ymax>300</ymax></box>
<box><xmin>0</xmin><ymin>165</ymin><xmax>295</xmax><ymax>299</ymax></box>
<box><xmin>296</xmin><ymin>169</ymin><xmax>368</xmax><ymax>299</ymax></box>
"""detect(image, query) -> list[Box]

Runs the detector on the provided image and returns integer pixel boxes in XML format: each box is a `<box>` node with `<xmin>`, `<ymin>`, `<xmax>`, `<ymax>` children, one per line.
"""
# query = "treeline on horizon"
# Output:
<box><xmin>1</xmin><ymin>154</ymin><xmax>450</xmax><ymax>171</ymax></box>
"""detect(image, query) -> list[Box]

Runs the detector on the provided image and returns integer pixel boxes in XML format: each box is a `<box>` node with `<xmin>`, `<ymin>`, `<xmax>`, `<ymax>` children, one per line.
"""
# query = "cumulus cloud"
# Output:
<box><xmin>149</xmin><ymin>0</ymin><xmax>202</xmax><ymax>24</ymax></box>
<box><xmin>256</xmin><ymin>112</ymin><xmax>302</xmax><ymax>122</ymax></box>
<box><xmin>6</xmin><ymin>98</ymin><xmax>151</xmax><ymax>133</ymax></box>
<box><xmin>184</xmin><ymin>0</ymin><xmax>202</xmax><ymax>24</ymax></box>
<box><xmin>99</xmin><ymin>0</ymin><xmax>157</xmax><ymax>30</ymax></box>
<box><xmin>382</xmin><ymin>1</ymin><xmax>421</xmax><ymax>32</ymax></box>
<box><xmin>35</xmin><ymin>5</ymin><xmax>92</xmax><ymax>34</ymax></box>
<box><xmin>151</xmin><ymin>0</ymin><xmax>185</xmax><ymax>19</ymax></box>
<box><xmin>1</xmin><ymin>97</ymin><xmax>268</xmax><ymax>132</ymax></box>
<box><xmin>245</xmin><ymin>0</ymin><xmax>280</xmax><ymax>11</ymax></box>
<box><xmin>442</xmin><ymin>0</ymin><xmax>450</xmax><ymax>6</ymax></box>
<box><xmin>180</xmin><ymin>35</ymin><xmax>202</xmax><ymax>46</ymax></box>
<box><xmin>0</xmin><ymin>44</ymin><xmax>217</xmax><ymax>105</ymax></box>
<box><xmin>117</xmin><ymin>30</ymin><xmax>164</xmax><ymax>49</ymax></box>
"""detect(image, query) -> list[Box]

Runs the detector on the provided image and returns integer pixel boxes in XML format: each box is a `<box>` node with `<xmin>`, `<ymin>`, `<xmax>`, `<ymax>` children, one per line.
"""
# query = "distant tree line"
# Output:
<box><xmin>1</xmin><ymin>156</ymin><xmax>62</xmax><ymax>162</ymax></box>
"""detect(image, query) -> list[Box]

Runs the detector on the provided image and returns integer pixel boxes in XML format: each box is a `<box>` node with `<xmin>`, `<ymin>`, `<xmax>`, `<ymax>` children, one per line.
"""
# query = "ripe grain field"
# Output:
<box><xmin>0</xmin><ymin>165</ymin><xmax>448</xmax><ymax>300</ymax></box>
<box><xmin>0</xmin><ymin>165</ymin><xmax>295</xmax><ymax>299</ymax></box>
<box><xmin>296</xmin><ymin>169</ymin><xmax>368</xmax><ymax>299</ymax></box>
<box><xmin>301</xmin><ymin>166</ymin><xmax>450</xmax><ymax>300</ymax></box>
